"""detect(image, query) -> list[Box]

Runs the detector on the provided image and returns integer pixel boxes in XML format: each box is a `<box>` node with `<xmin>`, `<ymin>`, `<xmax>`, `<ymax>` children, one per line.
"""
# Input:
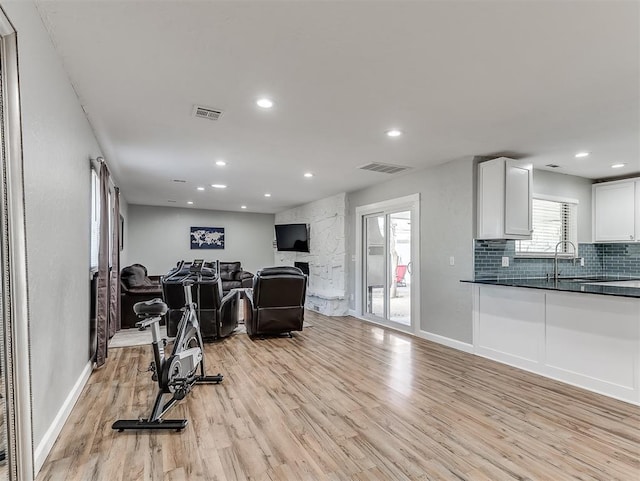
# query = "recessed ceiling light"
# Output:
<box><xmin>304</xmin><ymin>172</ymin><xmax>313</xmax><ymax>178</ymax></box>
<box><xmin>256</xmin><ymin>98</ymin><xmax>274</xmax><ymax>109</ymax></box>
<box><xmin>575</xmin><ymin>152</ymin><xmax>590</xmax><ymax>158</ymax></box>
<box><xmin>216</xmin><ymin>160</ymin><xmax>226</xmax><ymax>166</ymax></box>
<box><xmin>196</xmin><ymin>187</ymin><xmax>205</xmax><ymax>191</ymax></box>
<box><xmin>241</xmin><ymin>205</ymin><xmax>247</xmax><ymax>209</ymax></box>
<box><xmin>211</xmin><ymin>184</ymin><xmax>227</xmax><ymax>189</ymax></box>
<box><xmin>264</xmin><ymin>193</ymin><xmax>271</xmax><ymax>197</ymax></box>
<box><xmin>611</xmin><ymin>163</ymin><xmax>626</xmax><ymax>169</ymax></box>
<box><xmin>386</xmin><ymin>129</ymin><xmax>402</xmax><ymax>137</ymax></box>
<box><xmin>187</xmin><ymin>201</ymin><xmax>193</xmax><ymax>205</ymax></box>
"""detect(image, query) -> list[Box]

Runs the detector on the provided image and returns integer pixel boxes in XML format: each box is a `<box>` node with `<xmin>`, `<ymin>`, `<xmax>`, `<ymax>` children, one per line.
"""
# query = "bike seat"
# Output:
<box><xmin>134</xmin><ymin>298</ymin><xmax>168</xmax><ymax>318</ymax></box>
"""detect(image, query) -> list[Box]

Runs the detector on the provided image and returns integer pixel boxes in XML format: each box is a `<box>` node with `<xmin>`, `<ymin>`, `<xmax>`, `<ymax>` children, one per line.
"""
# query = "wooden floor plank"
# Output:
<box><xmin>37</xmin><ymin>313</ymin><xmax>640</xmax><ymax>481</ymax></box>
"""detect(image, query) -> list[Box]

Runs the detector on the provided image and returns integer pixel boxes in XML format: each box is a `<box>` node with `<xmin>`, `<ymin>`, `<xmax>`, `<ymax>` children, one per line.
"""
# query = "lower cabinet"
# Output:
<box><xmin>472</xmin><ymin>285</ymin><xmax>640</xmax><ymax>405</ymax></box>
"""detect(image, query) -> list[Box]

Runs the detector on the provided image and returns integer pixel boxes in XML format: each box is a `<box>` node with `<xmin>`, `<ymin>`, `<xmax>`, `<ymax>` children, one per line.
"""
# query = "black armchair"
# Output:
<box><xmin>162</xmin><ymin>263</ymin><xmax>239</xmax><ymax>340</ymax></box>
<box><xmin>242</xmin><ymin>266</ymin><xmax>307</xmax><ymax>337</ymax></box>
<box><xmin>120</xmin><ymin>264</ymin><xmax>162</xmax><ymax>329</ymax></box>
<box><xmin>219</xmin><ymin>261</ymin><xmax>254</xmax><ymax>295</ymax></box>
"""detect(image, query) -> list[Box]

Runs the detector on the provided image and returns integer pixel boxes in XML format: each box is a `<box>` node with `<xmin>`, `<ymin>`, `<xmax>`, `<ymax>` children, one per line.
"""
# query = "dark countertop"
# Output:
<box><xmin>461</xmin><ymin>276</ymin><xmax>640</xmax><ymax>299</ymax></box>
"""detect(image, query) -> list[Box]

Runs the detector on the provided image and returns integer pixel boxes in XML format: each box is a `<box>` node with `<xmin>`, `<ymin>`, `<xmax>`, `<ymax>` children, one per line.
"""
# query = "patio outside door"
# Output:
<box><xmin>363</xmin><ymin>210</ymin><xmax>412</xmax><ymax>330</ymax></box>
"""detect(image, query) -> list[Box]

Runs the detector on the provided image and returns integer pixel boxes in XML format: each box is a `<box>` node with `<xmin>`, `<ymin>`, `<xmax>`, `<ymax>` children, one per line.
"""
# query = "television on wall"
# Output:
<box><xmin>275</xmin><ymin>223</ymin><xmax>309</xmax><ymax>252</ymax></box>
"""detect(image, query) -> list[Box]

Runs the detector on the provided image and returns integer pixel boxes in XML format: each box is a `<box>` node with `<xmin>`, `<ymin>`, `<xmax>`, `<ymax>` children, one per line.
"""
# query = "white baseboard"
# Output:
<box><xmin>417</xmin><ymin>330</ymin><xmax>474</xmax><ymax>353</ymax></box>
<box><xmin>34</xmin><ymin>361</ymin><xmax>93</xmax><ymax>474</ymax></box>
<box><xmin>346</xmin><ymin>311</ymin><xmax>473</xmax><ymax>354</ymax></box>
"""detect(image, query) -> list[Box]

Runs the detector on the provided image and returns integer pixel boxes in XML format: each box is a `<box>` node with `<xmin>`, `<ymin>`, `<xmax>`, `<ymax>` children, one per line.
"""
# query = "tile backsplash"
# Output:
<box><xmin>474</xmin><ymin>240</ymin><xmax>640</xmax><ymax>280</ymax></box>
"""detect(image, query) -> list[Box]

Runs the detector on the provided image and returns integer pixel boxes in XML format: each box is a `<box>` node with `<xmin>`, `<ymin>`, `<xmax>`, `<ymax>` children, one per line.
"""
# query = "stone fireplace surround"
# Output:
<box><xmin>275</xmin><ymin>193</ymin><xmax>348</xmax><ymax>316</ymax></box>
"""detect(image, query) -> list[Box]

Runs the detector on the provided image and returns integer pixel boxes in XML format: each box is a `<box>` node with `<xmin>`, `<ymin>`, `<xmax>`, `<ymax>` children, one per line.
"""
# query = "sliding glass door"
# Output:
<box><xmin>363</xmin><ymin>209</ymin><xmax>412</xmax><ymax>330</ymax></box>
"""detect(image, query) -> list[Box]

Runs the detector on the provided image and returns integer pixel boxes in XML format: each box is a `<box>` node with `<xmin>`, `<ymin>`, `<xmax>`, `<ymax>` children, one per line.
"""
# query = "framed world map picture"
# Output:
<box><xmin>190</xmin><ymin>226</ymin><xmax>225</xmax><ymax>249</ymax></box>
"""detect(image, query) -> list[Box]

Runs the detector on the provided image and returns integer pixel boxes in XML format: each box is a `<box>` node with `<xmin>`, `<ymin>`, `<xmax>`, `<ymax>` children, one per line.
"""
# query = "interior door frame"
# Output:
<box><xmin>0</xmin><ymin>8</ymin><xmax>35</xmax><ymax>481</ymax></box>
<box><xmin>355</xmin><ymin>193</ymin><xmax>420</xmax><ymax>334</ymax></box>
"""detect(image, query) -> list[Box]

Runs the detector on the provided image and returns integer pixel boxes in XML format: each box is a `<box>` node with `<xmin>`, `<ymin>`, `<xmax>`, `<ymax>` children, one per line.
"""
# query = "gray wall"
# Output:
<box><xmin>533</xmin><ymin>169</ymin><xmax>593</xmax><ymax>242</ymax></box>
<box><xmin>126</xmin><ymin>204</ymin><xmax>275</xmax><ymax>275</ymax></box>
<box><xmin>2</xmin><ymin>2</ymin><xmax>103</xmax><ymax>448</ymax></box>
<box><xmin>347</xmin><ymin>157</ymin><xmax>475</xmax><ymax>344</ymax></box>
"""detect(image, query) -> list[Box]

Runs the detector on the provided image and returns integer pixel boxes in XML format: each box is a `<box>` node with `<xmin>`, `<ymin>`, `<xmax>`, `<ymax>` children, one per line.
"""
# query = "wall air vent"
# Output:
<box><xmin>359</xmin><ymin>162</ymin><xmax>411</xmax><ymax>175</ymax></box>
<box><xmin>545</xmin><ymin>163</ymin><xmax>561</xmax><ymax>168</ymax></box>
<box><xmin>193</xmin><ymin>105</ymin><xmax>223</xmax><ymax>121</ymax></box>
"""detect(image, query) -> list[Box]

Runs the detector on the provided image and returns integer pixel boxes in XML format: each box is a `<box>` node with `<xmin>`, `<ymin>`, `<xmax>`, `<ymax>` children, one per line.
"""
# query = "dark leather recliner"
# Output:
<box><xmin>120</xmin><ymin>264</ymin><xmax>163</xmax><ymax>329</ymax></box>
<box><xmin>242</xmin><ymin>266</ymin><xmax>307</xmax><ymax>337</ymax></box>
<box><xmin>219</xmin><ymin>261</ymin><xmax>254</xmax><ymax>295</ymax></box>
<box><xmin>162</xmin><ymin>262</ymin><xmax>239</xmax><ymax>340</ymax></box>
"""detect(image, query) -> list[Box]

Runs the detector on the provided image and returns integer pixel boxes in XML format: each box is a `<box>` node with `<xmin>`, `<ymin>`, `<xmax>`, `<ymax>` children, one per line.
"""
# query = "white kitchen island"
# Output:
<box><xmin>470</xmin><ymin>281</ymin><xmax>640</xmax><ymax>405</ymax></box>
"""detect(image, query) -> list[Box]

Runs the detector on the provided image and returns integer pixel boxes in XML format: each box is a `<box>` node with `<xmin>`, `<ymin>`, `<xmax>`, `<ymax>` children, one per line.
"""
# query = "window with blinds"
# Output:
<box><xmin>516</xmin><ymin>197</ymin><xmax>578</xmax><ymax>256</ymax></box>
<box><xmin>90</xmin><ymin>168</ymin><xmax>100</xmax><ymax>269</ymax></box>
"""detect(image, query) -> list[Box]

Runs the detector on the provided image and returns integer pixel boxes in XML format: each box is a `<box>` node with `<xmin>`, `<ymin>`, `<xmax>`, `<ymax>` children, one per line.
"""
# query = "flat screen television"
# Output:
<box><xmin>275</xmin><ymin>223</ymin><xmax>309</xmax><ymax>252</ymax></box>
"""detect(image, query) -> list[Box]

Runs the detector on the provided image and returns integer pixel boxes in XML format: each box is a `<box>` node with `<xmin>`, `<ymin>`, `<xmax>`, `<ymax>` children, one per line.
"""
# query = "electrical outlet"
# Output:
<box><xmin>501</xmin><ymin>256</ymin><xmax>509</xmax><ymax>267</ymax></box>
<box><xmin>580</xmin><ymin>257</ymin><xmax>585</xmax><ymax>267</ymax></box>
<box><xmin>449</xmin><ymin>256</ymin><xmax>455</xmax><ymax>266</ymax></box>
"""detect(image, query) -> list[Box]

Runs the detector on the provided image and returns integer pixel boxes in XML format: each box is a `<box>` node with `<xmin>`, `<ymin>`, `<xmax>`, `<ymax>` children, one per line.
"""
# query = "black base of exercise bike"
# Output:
<box><xmin>112</xmin><ymin>419</ymin><xmax>189</xmax><ymax>432</ymax></box>
<box><xmin>112</xmin><ymin>374</ymin><xmax>223</xmax><ymax>432</ymax></box>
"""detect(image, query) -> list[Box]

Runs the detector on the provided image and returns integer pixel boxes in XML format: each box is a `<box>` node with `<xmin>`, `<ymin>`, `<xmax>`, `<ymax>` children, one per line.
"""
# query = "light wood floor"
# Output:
<box><xmin>37</xmin><ymin>312</ymin><xmax>639</xmax><ymax>481</ymax></box>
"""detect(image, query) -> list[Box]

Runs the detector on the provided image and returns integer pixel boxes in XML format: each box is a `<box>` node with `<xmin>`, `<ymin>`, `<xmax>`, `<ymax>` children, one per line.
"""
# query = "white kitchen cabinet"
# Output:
<box><xmin>593</xmin><ymin>177</ymin><xmax>639</xmax><ymax>242</ymax></box>
<box><xmin>472</xmin><ymin>284</ymin><xmax>640</xmax><ymax>405</ymax></box>
<box><xmin>477</xmin><ymin>157</ymin><xmax>533</xmax><ymax>239</ymax></box>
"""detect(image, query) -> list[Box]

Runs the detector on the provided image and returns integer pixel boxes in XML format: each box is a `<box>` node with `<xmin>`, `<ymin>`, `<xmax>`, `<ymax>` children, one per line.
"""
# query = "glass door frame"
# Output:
<box><xmin>363</xmin><ymin>212</ymin><xmax>387</xmax><ymax>320</ymax></box>
<box><xmin>355</xmin><ymin>194</ymin><xmax>420</xmax><ymax>334</ymax></box>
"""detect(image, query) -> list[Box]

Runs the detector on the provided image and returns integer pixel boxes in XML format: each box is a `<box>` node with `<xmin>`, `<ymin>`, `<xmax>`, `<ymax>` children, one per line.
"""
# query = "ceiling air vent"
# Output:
<box><xmin>192</xmin><ymin>105</ymin><xmax>223</xmax><ymax>121</ymax></box>
<box><xmin>359</xmin><ymin>162</ymin><xmax>411</xmax><ymax>175</ymax></box>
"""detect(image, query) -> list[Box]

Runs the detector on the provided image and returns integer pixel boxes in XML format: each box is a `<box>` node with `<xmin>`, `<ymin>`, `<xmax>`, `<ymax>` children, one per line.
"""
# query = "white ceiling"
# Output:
<box><xmin>35</xmin><ymin>0</ymin><xmax>640</xmax><ymax>214</ymax></box>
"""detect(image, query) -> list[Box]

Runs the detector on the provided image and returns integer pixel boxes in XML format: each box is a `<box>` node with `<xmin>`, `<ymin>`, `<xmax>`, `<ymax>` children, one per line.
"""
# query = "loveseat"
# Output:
<box><xmin>120</xmin><ymin>264</ymin><xmax>162</xmax><ymax>329</ymax></box>
<box><xmin>219</xmin><ymin>261</ymin><xmax>254</xmax><ymax>294</ymax></box>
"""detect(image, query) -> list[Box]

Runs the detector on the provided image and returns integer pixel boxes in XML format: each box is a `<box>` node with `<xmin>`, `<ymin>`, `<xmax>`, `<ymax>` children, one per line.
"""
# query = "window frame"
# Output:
<box><xmin>515</xmin><ymin>193</ymin><xmax>579</xmax><ymax>258</ymax></box>
<box><xmin>90</xmin><ymin>166</ymin><xmax>100</xmax><ymax>270</ymax></box>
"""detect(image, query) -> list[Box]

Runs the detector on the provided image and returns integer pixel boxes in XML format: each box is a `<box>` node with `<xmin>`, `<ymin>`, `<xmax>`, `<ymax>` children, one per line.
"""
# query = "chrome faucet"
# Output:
<box><xmin>554</xmin><ymin>240</ymin><xmax>577</xmax><ymax>281</ymax></box>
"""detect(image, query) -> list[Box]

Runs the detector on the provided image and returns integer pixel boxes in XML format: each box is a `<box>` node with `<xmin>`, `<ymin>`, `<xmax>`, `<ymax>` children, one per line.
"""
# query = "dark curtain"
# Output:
<box><xmin>108</xmin><ymin>187</ymin><xmax>121</xmax><ymax>337</ymax></box>
<box><xmin>95</xmin><ymin>162</ymin><xmax>110</xmax><ymax>367</ymax></box>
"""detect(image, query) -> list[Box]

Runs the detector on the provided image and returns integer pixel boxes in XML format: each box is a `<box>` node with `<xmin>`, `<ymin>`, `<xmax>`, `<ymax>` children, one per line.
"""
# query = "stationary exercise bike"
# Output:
<box><xmin>112</xmin><ymin>260</ymin><xmax>223</xmax><ymax>431</ymax></box>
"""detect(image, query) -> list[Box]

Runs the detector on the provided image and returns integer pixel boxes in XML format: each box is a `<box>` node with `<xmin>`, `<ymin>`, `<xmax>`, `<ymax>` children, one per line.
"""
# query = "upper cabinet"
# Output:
<box><xmin>477</xmin><ymin>157</ymin><xmax>533</xmax><ymax>239</ymax></box>
<box><xmin>593</xmin><ymin>177</ymin><xmax>640</xmax><ymax>242</ymax></box>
